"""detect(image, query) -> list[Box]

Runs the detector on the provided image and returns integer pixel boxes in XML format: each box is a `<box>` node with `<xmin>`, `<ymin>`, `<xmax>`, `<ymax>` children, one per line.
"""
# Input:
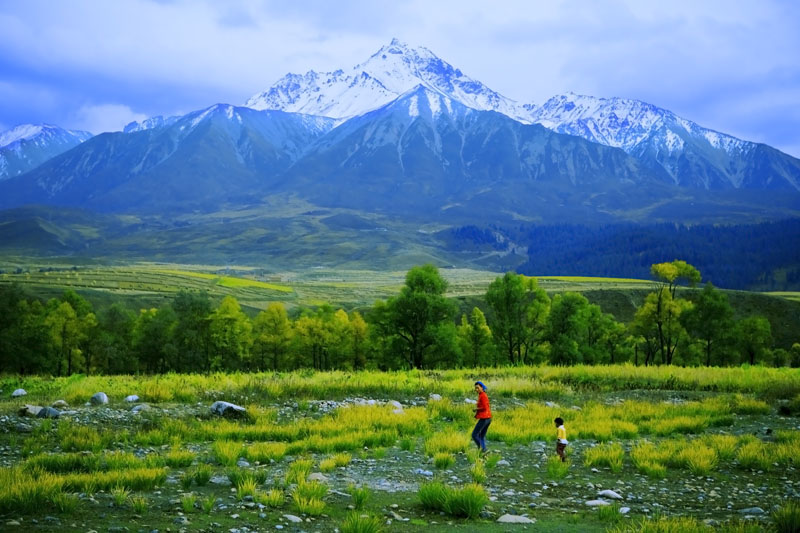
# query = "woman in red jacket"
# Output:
<box><xmin>472</xmin><ymin>381</ymin><xmax>492</xmax><ymax>453</ymax></box>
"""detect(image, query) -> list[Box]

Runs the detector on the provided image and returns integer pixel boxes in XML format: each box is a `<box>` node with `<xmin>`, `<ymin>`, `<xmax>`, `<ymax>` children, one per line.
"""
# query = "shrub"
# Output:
<box><xmin>341</xmin><ymin>512</ymin><xmax>383</xmax><ymax>533</ymax></box>
<box><xmin>348</xmin><ymin>484</ymin><xmax>371</xmax><ymax>510</ymax></box>
<box><xmin>255</xmin><ymin>489</ymin><xmax>284</xmax><ymax>508</ymax></box>
<box><xmin>546</xmin><ymin>455</ymin><xmax>569</xmax><ymax>479</ymax></box>
<box><xmin>285</xmin><ymin>458</ymin><xmax>313</xmax><ymax>485</ymax></box>
<box><xmin>736</xmin><ymin>440</ymin><xmax>770</xmax><ymax>470</ymax></box>
<box><xmin>470</xmin><ymin>460</ymin><xmax>487</xmax><ymax>484</ymax></box>
<box><xmin>165</xmin><ymin>450</ymin><xmax>195</xmax><ymax>468</ymax></box>
<box><xmin>111</xmin><ymin>485</ymin><xmax>130</xmax><ymax>506</ymax></box>
<box><xmin>703</xmin><ymin>435</ymin><xmax>739</xmax><ymax>461</ymax></box>
<box><xmin>597</xmin><ymin>503</ymin><xmax>622</xmax><ymax>523</ymax></box>
<box><xmin>443</xmin><ymin>484</ymin><xmax>489</xmax><ymax>519</ymax></box>
<box><xmin>583</xmin><ymin>442</ymin><xmax>624</xmax><ymax>472</ymax></box>
<box><xmin>52</xmin><ymin>492</ymin><xmax>79</xmax><ymax>514</ymax></box>
<box><xmin>675</xmin><ymin>445</ymin><xmax>719</xmax><ymax>475</ymax></box>
<box><xmin>130</xmin><ymin>495</ymin><xmax>148</xmax><ymax>514</ymax></box>
<box><xmin>193</xmin><ymin>464</ymin><xmax>212</xmax><ymax>486</ymax></box>
<box><xmin>771</xmin><ymin>499</ymin><xmax>800</xmax><ymax>533</ymax></box>
<box><xmin>399</xmin><ymin>438</ymin><xmax>416</xmax><ymax>452</ymax></box>
<box><xmin>237</xmin><ymin>478</ymin><xmax>258</xmax><ymax>500</ymax></box>
<box><xmin>418</xmin><ymin>481</ymin><xmax>450</xmax><ymax>512</ymax></box>
<box><xmin>294</xmin><ymin>480</ymin><xmax>328</xmax><ymax>501</ymax></box>
<box><xmin>212</xmin><ymin>441</ymin><xmax>243</xmax><ymax>466</ymax></box>
<box><xmin>424</xmin><ymin>430</ymin><xmax>469</xmax><ymax>456</ymax></box>
<box><xmin>245</xmin><ymin>442</ymin><xmax>288</xmax><ymax>463</ymax></box>
<box><xmin>201</xmin><ymin>495</ymin><xmax>216</xmax><ymax>514</ymax></box>
<box><xmin>292</xmin><ymin>493</ymin><xmax>325</xmax><ymax>515</ymax></box>
<box><xmin>179</xmin><ymin>471</ymin><xmax>193</xmax><ymax>490</ymax></box>
<box><xmin>319</xmin><ymin>457</ymin><xmax>337</xmax><ymax>472</ymax></box>
<box><xmin>181</xmin><ymin>493</ymin><xmax>196</xmax><ymax>513</ymax></box>
<box><xmin>433</xmin><ymin>452</ymin><xmax>455</xmax><ymax>469</ymax></box>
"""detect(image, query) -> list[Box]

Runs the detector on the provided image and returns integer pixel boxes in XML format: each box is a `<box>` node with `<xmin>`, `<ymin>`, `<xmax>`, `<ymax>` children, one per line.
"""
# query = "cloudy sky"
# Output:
<box><xmin>1</xmin><ymin>0</ymin><xmax>799</xmax><ymax>156</ymax></box>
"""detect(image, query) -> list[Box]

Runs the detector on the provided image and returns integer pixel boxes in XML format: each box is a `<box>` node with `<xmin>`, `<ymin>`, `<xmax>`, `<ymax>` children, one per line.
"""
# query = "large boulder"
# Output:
<box><xmin>36</xmin><ymin>407</ymin><xmax>61</xmax><ymax>419</ymax></box>
<box><xmin>90</xmin><ymin>392</ymin><xmax>109</xmax><ymax>405</ymax></box>
<box><xmin>210</xmin><ymin>401</ymin><xmax>247</xmax><ymax>418</ymax></box>
<box><xmin>11</xmin><ymin>389</ymin><xmax>27</xmax><ymax>398</ymax></box>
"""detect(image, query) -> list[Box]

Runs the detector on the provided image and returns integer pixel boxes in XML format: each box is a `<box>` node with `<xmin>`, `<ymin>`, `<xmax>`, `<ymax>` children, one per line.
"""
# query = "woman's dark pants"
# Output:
<box><xmin>472</xmin><ymin>418</ymin><xmax>491</xmax><ymax>451</ymax></box>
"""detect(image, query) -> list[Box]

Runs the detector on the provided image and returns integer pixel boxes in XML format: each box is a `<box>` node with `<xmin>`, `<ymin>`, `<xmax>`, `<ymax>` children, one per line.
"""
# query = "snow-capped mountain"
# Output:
<box><xmin>0</xmin><ymin>124</ymin><xmax>93</xmax><ymax>181</ymax></box>
<box><xmin>528</xmin><ymin>93</ymin><xmax>799</xmax><ymax>190</ymax></box>
<box><xmin>123</xmin><ymin>115</ymin><xmax>181</xmax><ymax>133</ymax></box>
<box><xmin>246</xmin><ymin>38</ymin><xmax>530</xmax><ymax>123</ymax></box>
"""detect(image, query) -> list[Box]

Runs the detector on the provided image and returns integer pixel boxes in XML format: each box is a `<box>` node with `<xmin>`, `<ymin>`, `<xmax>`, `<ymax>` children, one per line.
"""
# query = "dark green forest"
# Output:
<box><xmin>1</xmin><ymin>261</ymin><xmax>798</xmax><ymax>376</ymax></box>
<box><xmin>443</xmin><ymin>219</ymin><xmax>800</xmax><ymax>290</ymax></box>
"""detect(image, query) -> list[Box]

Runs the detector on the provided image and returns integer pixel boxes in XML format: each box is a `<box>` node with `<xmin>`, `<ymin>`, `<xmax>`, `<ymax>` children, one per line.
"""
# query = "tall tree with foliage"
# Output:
<box><xmin>735</xmin><ymin>316</ymin><xmax>772</xmax><ymax>366</ymax></box>
<box><xmin>209</xmin><ymin>296</ymin><xmax>252</xmax><ymax>371</ymax></box>
<box><xmin>650</xmin><ymin>261</ymin><xmax>700</xmax><ymax>364</ymax></box>
<box><xmin>93</xmin><ymin>303</ymin><xmax>136</xmax><ymax>374</ymax></box>
<box><xmin>486</xmin><ymin>272</ymin><xmax>531</xmax><ymax>365</ymax></box>
<box><xmin>457</xmin><ymin>307</ymin><xmax>494</xmax><ymax>367</ymax></box>
<box><xmin>546</xmin><ymin>292</ymin><xmax>593</xmax><ymax>365</ymax></box>
<box><xmin>631</xmin><ymin>289</ymin><xmax>691</xmax><ymax>365</ymax></box>
<box><xmin>132</xmin><ymin>306</ymin><xmax>177</xmax><ymax>373</ymax></box>
<box><xmin>349</xmin><ymin>311</ymin><xmax>369</xmax><ymax>370</ymax></box>
<box><xmin>681</xmin><ymin>283</ymin><xmax>734</xmax><ymax>367</ymax></box>
<box><xmin>172</xmin><ymin>291</ymin><xmax>212</xmax><ymax>373</ymax></box>
<box><xmin>381</xmin><ymin>264</ymin><xmax>456</xmax><ymax>369</ymax></box>
<box><xmin>252</xmin><ymin>303</ymin><xmax>293</xmax><ymax>371</ymax></box>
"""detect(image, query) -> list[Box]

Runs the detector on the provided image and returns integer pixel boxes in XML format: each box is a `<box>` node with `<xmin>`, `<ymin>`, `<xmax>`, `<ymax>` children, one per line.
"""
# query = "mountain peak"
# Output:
<box><xmin>245</xmin><ymin>40</ymin><xmax>527</xmax><ymax>122</ymax></box>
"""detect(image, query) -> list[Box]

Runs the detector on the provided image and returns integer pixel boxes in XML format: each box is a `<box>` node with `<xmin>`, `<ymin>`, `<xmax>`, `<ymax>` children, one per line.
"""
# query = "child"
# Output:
<box><xmin>472</xmin><ymin>381</ymin><xmax>492</xmax><ymax>453</ymax></box>
<box><xmin>554</xmin><ymin>417</ymin><xmax>568</xmax><ymax>462</ymax></box>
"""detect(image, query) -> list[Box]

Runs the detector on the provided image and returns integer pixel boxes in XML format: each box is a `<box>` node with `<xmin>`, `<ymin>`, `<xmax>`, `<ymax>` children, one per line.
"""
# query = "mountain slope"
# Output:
<box><xmin>0</xmin><ymin>106</ymin><xmax>335</xmax><ymax>212</ymax></box>
<box><xmin>0</xmin><ymin>124</ymin><xmax>93</xmax><ymax>181</ymax></box>
<box><xmin>529</xmin><ymin>93</ymin><xmax>800</xmax><ymax>191</ymax></box>
<box><xmin>246</xmin><ymin>38</ymin><xmax>529</xmax><ymax>122</ymax></box>
<box><xmin>279</xmin><ymin>86</ymin><xmax>672</xmax><ymax>220</ymax></box>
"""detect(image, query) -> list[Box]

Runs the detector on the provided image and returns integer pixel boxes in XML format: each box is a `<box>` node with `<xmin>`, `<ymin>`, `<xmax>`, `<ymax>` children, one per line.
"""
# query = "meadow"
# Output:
<box><xmin>1</xmin><ymin>366</ymin><xmax>799</xmax><ymax>532</ymax></box>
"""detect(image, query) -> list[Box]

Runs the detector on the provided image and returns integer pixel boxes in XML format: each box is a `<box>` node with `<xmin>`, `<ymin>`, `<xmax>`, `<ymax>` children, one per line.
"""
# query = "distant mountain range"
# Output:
<box><xmin>0</xmin><ymin>124</ymin><xmax>92</xmax><ymax>182</ymax></box>
<box><xmin>0</xmin><ymin>39</ymin><xmax>798</xmax><ymax>280</ymax></box>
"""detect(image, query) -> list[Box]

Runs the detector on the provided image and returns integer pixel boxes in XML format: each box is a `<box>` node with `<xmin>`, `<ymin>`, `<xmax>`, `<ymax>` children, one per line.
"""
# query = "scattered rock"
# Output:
<box><xmin>414</xmin><ymin>469</ymin><xmax>434</xmax><ymax>477</ymax></box>
<box><xmin>283</xmin><ymin>514</ymin><xmax>303</xmax><ymax>523</ymax></box>
<box><xmin>739</xmin><ymin>507</ymin><xmax>765</xmax><ymax>514</ymax></box>
<box><xmin>464</xmin><ymin>398</ymin><xmax>477</xmax><ymax>405</ymax></box>
<box><xmin>131</xmin><ymin>404</ymin><xmax>150</xmax><ymax>414</ymax></box>
<box><xmin>389</xmin><ymin>400</ymin><xmax>403</xmax><ymax>409</ymax></box>
<box><xmin>90</xmin><ymin>392</ymin><xmax>109</xmax><ymax>405</ymax></box>
<box><xmin>429</xmin><ymin>394</ymin><xmax>442</xmax><ymax>401</ymax></box>
<box><xmin>36</xmin><ymin>407</ymin><xmax>61</xmax><ymax>419</ymax></box>
<box><xmin>307</xmin><ymin>472</ymin><xmax>328</xmax><ymax>482</ymax></box>
<box><xmin>125</xmin><ymin>395</ymin><xmax>140</xmax><ymax>402</ymax></box>
<box><xmin>210</xmin><ymin>401</ymin><xmax>246</xmax><ymax>418</ymax></box>
<box><xmin>11</xmin><ymin>388</ymin><xmax>26</xmax><ymax>397</ymax></box>
<box><xmin>51</xmin><ymin>400</ymin><xmax>69</xmax><ymax>408</ymax></box>
<box><xmin>19</xmin><ymin>404</ymin><xmax>43</xmax><ymax>417</ymax></box>
<box><xmin>236</xmin><ymin>458</ymin><xmax>251</xmax><ymax>468</ymax></box>
<box><xmin>544</xmin><ymin>401</ymin><xmax>559</xmax><ymax>408</ymax></box>
<box><xmin>173</xmin><ymin>516</ymin><xmax>190</xmax><ymax>525</ymax></box>
<box><xmin>620</xmin><ymin>507</ymin><xmax>631</xmax><ymax>514</ymax></box>
<box><xmin>496</xmin><ymin>459</ymin><xmax>510</xmax><ymax>467</ymax></box>
<box><xmin>497</xmin><ymin>514</ymin><xmax>535</xmax><ymax>523</ymax></box>
<box><xmin>15</xmin><ymin>422</ymin><xmax>32</xmax><ymax>433</ymax></box>
<box><xmin>586</xmin><ymin>499</ymin><xmax>612</xmax><ymax>507</ymax></box>
<box><xmin>598</xmin><ymin>489</ymin><xmax>623</xmax><ymax>500</ymax></box>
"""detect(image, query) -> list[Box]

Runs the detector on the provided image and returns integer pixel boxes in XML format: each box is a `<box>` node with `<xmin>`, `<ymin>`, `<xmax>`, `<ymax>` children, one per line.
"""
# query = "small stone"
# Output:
<box><xmin>429</xmin><ymin>394</ymin><xmax>442</xmax><ymax>401</ymax></box>
<box><xmin>282</xmin><ymin>514</ymin><xmax>303</xmax><ymax>523</ymax></box>
<box><xmin>464</xmin><ymin>398</ymin><xmax>477</xmax><ymax>404</ymax></box>
<box><xmin>497</xmin><ymin>514</ymin><xmax>535</xmax><ymax>523</ymax></box>
<box><xmin>131</xmin><ymin>404</ymin><xmax>150</xmax><ymax>414</ymax></box>
<box><xmin>52</xmin><ymin>399</ymin><xmax>69</xmax><ymax>408</ymax></box>
<box><xmin>496</xmin><ymin>459</ymin><xmax>510</xmax><ymax>466</ymax></box>
<box><xmin>598</xmin><ymin>489</ymin><xmax>623</xmax><ymax>500</ymax></box>
<box><xmin>307</xmin><ymin>472</ymin><xmax>328</xmax><ymax>482</ymax></box>
<box><xmin>586</xmin><ymin>499</ymin><xmax>611</xmax><ymax>507</ymax></box>
<box><xmin>739</xmin><ymin>507</ymin><xmax>765</xmax><ymax>514</ymax></box>
<box><xmin>15</xmin><ymin>422</ymin><xmax>32</xmax><ymax>433</ymax></box>
<box><xmin>210</xmin><ymin>401</ymin><xmax>246</xmax><ymax>418</ymax></box>
<box><xmin>544</xmin><ymin>401</ymin><xmax>559</xmax><ymax>408</ymax></box>
<box><xmin>11</xmin><ymin>388</ymin><xmax>27</xmax><ymax>397</ymax></box>
<box><xmin>620</xmin><ymin>507</ymin><xmax>631</xmax><ymax>514</ymax></box>
<box><xmin>37</xmin><ymin>407</ymin><xmax>61</xmax><ymax>419</ymax></box>
<box><xmin>125</xmin><ymin>395</ymin><xmax>140</xmax><ymax>402</ymax></box>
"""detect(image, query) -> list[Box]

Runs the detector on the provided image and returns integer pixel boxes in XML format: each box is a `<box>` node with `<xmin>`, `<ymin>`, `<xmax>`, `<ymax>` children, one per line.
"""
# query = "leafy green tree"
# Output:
<box><xmin>209</xmin><ymin>296</ymin><xmax>252</xmax><ymax>371</ymax></box>
<box><xmin>485</xmin><ymin>272</ymin><xmax>548</xmax><ymax>365</ymax></box>
<box><xmin>133</xmin><ymin>306</ymin><xmax>178</xmax><ymax>373</ymax></box>
<box><xmin>631</xmin><ymin>290</ymin><xmax>691</xmax><ymax>365</ymax></box>
<box><xmin>381</xmin><ymin>264</ymin><xmax>456</xmax><ymax>369</ymax></box>
<box><xmin>252</xmin><ymin>303</ymin><xmax>293</xmax><ymax>371</ymax></box>
<box><xmin>172</xmin><ymin>291</ymin><xmax>213</xmax><ymax>372</ymax></box>
<box><xmin>0</xmin><ymin>284</ymin><xmax>29</xmax><ymax>372</ymax></box>
<box><xmin>349</xmin><ymin>311</ymin><xmax>369</xmax><ymax>370</ymax></box>
<box><xmin>11</xmin><ymin>299</ymin><xmax>50</xmax><ymax>374</ymax></box>
<box><xmin>735</xmin><ymin>316</ymin><xmax>772</xmax><ymax>366</ymax></box>
<box><xmin>457</xmin><ymin>307</ymin><xmax>494</xmax><ymax>367</ymax></box>
<box><xmin>546</xmin><ymin>292</ymin><xmax>589</xmax><ymax>365</ymax></box>
<box><xmin>44</xmin><ymin>301</ymin><xmax>81</xmax><ymax>376</ymax></box>
<box><xmin>93</xmin><ymin>303</ymin><xmax>136</xmax><ymax>374</ymax></box>
<box><xmin>681</xmin><ymin>283</ymin><xmax>734</xmax><ymax>367</ymax></box>
<box><xmin>650</xmin><ymin>261</ymin><xmax>701</xmax><ymax>364</ymax></box>
<box><xmin>293</xmin><ymin>312</ymin><xmax>330</xmax><ymax>370</ymax></box>
<box><xmin>792</xmin><ymin>343</ymin><xmax>800</xmax><ymax>368</ymax></box>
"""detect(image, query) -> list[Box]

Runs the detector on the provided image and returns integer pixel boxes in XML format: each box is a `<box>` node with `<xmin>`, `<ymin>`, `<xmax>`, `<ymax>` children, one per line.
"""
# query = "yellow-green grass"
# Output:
<box><xmin>534</xmin><ymin>275</ymin><xmax>650</xmax><ymax>284</ymax></box>
<box><xmin>583</xmin><ymin>442</ymin><xmax>625</xmax><ymax>472</ymax></box>
<box><xmin>256</xmin><ymin>488</ymin><xmax>285</xmax><ymax>508</ymax></box>
<box><xmin>433</xmin><ymin>452</ymin><xmax>455</xmax><ymax>469</ymax></box>
<box><xmin>424</xmin><ymin>430</ymin><xmax>470</xmax><ymax>456</ymax></box>
<box><xmin>340</xmin><ymin>512</ymin><xmax>383</xmax><ymax>533</ymax></box>
<box><xmin>292</xmin><ymin>493</ymin><xmax>326</xmax><ymax>515</ymax></box>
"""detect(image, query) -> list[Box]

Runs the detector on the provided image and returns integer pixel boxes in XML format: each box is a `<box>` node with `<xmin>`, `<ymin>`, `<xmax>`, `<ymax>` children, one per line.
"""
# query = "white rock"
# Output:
<box><xmin>429</xmin><ymin>394</ymin><xmax>442</xmax><ymax>401</ymax></box>
<box><xmin>739</xmin><ymin>507</ymin><xmax>765</xmax><ymax>514</ymax></box>
<box><xmin>131</xmin><ymin>404</ymin><xmax>150</xmax><ymax>413</ymax></box>
<box><xmin>598</xmin><ymin>489</ymin><xmax>623</xmax><ymax>500</ymax></box>
<box><xmin>11</xmin><ymin>389</ymin><xmax>26</xmax><ymax>397</ymax></box>
<box><xmin>51</xmin><ymin>400</ymin><xmax>68</xmax><ymax>408</ymax></box>
<box><xmin>210</xmin><ymin>401</ymin><xmax>246</xmax><ymax>417</ymax></box>
<box><xmin>125</xmin><ymin>395</ymin><xmax>140</xmax><ymax>402</ymax></box>
<box><xmin>464</xmin><ymin>398</ymin><xmax>477</xmax><ymax>404</ymax></box>
<box><xmin>586</xmin><ymin>499</ymin><xmax>611</xmax><ymax>507</ymax></box>
<box><xmin>620</xmin><ymin>507</ymin><xmax>631</xmax><ymax>514</ymax></box>
<box><xmin>90</xmin><ymin>392</ymin><xmax>109</xmax><ymax>405</ymax></box>
<box><xmin>307</xmin><ymin>473</ymin><xmax>328</xmax><ymax>482</ymax></box>
<box><xmin>497</xmin><ymin>514</ymin><xmax>535</xmax><ymax>523</ymax></box>
<box><xmin>544</xmin><ymin>401</ymin><xmax>559</xmax><ymax>408</ymax></box>
<box><xmin>496</xmin><ymin>459</ymin><xmax>510</xmax><ymax>466</ymax></box>
<box><xmin>389</xmin><ymin>400</ymin><xmax>403</xmax><ymax>409</ymax></box>
<box><xmin>283</xmin><ymin>514</ymin><xmax>303</xmax><ymax>523</ymax></box>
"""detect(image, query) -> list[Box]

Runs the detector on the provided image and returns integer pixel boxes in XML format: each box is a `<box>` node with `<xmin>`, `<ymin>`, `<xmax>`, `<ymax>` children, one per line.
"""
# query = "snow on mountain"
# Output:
<box><xmin>529</xmin><ymin>92</ymin><xmax>751</xmax><ymax>156</ymax></box>
<box><xmin>0</xmin><ymin>124</ymin><xmax>92</xmax><ymax>150</ymax></box>
<box><xmin>0</xmin><ymin>124</ymin><xmax>93</xmax><ymax>181</ymax></box>
<box><xmin>246</xmin><ymin>38</ymin><xmax>529</xmax><ymax>123</ymax></box>
<box><xmin>123</xmin><ymin>115</ymin><xmax>181</xmax><ymax>133</ymax></box>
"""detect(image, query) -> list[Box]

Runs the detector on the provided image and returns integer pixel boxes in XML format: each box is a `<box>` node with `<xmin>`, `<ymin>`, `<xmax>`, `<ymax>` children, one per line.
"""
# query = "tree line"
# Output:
<box><xmin>1</xmin><ymin>261</ymin><xmax>799</xmax><ymax>375</ymax></box>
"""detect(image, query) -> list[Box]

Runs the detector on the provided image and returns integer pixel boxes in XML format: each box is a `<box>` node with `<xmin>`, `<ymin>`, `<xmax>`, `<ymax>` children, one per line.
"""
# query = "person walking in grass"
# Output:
<box><xmin>555</xmin><ymin>417</ymin><xmax>568</xmax><ymax>462</ymax></box>
<box><xmin>472</xmin><ymin>381</ymin><xmax>492</xmax><ymax>454</ymax></box>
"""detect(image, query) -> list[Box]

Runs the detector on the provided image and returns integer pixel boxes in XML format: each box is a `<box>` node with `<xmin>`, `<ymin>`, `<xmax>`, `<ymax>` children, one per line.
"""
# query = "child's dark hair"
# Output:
<box><xmin>554</xmin><ymin>417</ymin><xmax>564</xmax><ymax>426</ymax></box>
